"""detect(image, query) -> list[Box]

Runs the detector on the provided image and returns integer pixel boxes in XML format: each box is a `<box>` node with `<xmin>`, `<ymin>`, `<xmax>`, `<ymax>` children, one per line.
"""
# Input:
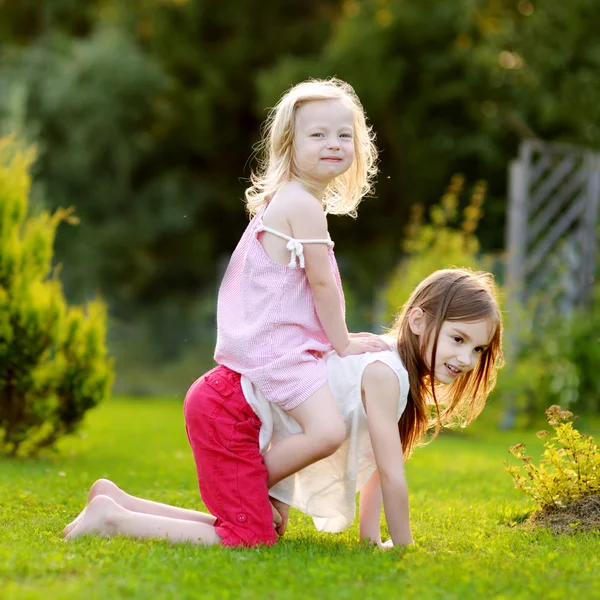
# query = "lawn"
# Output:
<box><xmin>1</xmin><ymin>396</ymin><xmax>599</xmax><ymax>600</ymax></box>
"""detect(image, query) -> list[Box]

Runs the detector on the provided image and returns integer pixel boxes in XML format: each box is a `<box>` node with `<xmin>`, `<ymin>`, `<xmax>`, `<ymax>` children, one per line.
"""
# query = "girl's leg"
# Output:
<box><xmin>65</xmin><ymin>495</ymin><xmax>222</xmax><ymax>545</ymax></box>
<box><xmin>264</xmin><ymin>382</ymin><xmax>346</xmax><ymax>488</ymax></box>
<box><xmin>63</xmin><ymin>478</ymin><xmax>215</xmax><ymax>537</ymax></box>
<box><xmin>64</xmin><ymin>479</ymin><xmax>282</xmax><ymax>537</ymax></box>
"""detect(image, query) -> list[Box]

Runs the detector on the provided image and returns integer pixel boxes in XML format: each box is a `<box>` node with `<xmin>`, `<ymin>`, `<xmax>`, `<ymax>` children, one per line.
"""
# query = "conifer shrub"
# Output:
<box><xmin>0</xmin><ymin>136</ymin><xmax>113</xmax><ymax>457</ymax></box>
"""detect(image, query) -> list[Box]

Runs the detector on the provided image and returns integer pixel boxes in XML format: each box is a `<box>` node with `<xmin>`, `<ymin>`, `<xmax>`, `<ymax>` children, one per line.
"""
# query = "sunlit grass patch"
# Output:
<box><xmin>1</xmin><ymin>397</ymin><xmax>599</xmax><ymax>600</ymax></box>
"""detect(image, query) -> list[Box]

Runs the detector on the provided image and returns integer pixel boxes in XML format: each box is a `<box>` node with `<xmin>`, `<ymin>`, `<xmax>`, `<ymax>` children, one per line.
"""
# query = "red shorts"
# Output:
<box><xmin>183</xmin><ymin>365</ymin><xmax>276</xmax><ymax>547</ymax></box>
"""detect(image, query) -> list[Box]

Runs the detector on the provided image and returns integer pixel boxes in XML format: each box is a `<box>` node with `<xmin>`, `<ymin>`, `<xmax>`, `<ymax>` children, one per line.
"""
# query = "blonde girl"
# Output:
<box><xmin>214</xmin><ymin>77</ymin><xmax>388</xmax><ymax>490</ymax></box>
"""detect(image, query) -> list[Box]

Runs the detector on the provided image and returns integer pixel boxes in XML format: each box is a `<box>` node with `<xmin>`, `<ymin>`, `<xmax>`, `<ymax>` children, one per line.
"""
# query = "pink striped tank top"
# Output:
<box><xmin>214</xmin><ymin>206</ymin><xmax>346</xmax><ymax>411</ymax></box>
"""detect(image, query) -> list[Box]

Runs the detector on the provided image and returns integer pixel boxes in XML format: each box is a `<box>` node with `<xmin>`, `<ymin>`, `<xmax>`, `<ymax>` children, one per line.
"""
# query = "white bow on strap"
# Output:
<box><xmin>286</xmin><ymin>239</ymin><xmax>305</xmax><ymax>269</ymax></box>
<box><xmin>259</xmin><ymin>224</ymin><xmax>331</xmax><ymax>270</ymax></box>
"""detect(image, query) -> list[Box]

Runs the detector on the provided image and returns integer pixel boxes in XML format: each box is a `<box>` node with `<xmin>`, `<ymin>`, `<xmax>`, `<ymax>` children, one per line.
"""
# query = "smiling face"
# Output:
<box><xmin>408</xmin><ymin>309</ymin><xmax>495</xmax><ymax>385</ymax></box>
<box><xmin>292</xmin><ymin>98</ymin><xmax>355</xmax><ymax>191</ymax></box>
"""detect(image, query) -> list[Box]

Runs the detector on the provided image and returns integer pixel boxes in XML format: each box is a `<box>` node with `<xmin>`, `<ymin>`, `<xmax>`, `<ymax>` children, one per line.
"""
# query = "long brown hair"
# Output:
<box><xmin>389</xmin><ymin>268</ymin><xmax>504</xmax><ymax>458</ymax></box>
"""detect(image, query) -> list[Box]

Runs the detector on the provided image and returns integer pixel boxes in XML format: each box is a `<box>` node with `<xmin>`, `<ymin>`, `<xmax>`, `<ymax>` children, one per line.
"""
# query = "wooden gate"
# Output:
<box><xmin>506</xmin><ymin>139</ymin><xmax>600</xmax><ymax>313</ymax></box>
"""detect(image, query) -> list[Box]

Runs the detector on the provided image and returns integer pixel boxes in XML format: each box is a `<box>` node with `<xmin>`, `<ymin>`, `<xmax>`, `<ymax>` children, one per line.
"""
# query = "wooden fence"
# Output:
<box><xmin>506</xmin><ymin>139</ymin><xmax>600</xmax><ymax>313</ymax></box>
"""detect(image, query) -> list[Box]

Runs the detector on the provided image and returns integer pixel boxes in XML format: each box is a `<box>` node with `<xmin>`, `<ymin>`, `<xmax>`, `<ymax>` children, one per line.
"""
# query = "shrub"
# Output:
<box><xmin>506</xmin><ymin>405</ymin><xmax>600</xmax><ymax>511</ymax></box>
<box><xmin>381</xmin><ymin>174</ymin><xmax>492</xmax><ymax>322</ymax></box>
<box><xmin>381</xmin><ymin>174</ymin><xmax>600</xmax><ymax>422</ymax></box>
<box><xmin>494</xmin><ymin>281</ymin><xmax>600</xmax><ymax>422</ymax></box>
<box><xmin>0</xmin><ymin>136</ymin><xmax>113</xmax><ymax>457</ymax></box>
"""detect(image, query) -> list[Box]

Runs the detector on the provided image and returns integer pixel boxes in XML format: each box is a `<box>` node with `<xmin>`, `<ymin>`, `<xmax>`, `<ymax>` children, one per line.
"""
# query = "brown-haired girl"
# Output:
<box><xmin>259</xmin><ymin>267</ymin><xmax>503</xmax><ymax>546</ymax></box>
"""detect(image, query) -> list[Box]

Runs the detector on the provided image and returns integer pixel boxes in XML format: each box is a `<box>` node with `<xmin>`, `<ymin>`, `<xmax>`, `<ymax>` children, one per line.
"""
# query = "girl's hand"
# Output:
<box><xmin>349</xmin><ymin>332</ymin><xmax>388</xmax><ymax>341</ymax></box>
<box><xmin>380</xmin><ymin>538</ymin><xmax>413</xmax><ymax>549</ymax></box>
<box><xmin>271</xmin><ymin>503</ymin><xmax>282</xmax><ymax>530</ymax></box>
<box><xmin>340</xmin><ymin>334</ymin><xmax>389</xmax><ymax>357</ymax></box>
<box><xmin>270</xmin><ymin>497</ymin><xmax>290</xmax><ymax>537</ymax></box>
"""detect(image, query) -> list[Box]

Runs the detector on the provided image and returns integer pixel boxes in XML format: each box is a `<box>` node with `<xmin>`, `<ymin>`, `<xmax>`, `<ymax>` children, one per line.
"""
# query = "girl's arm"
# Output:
<box><xmin>359</xmin><ymin>469</ymin><xmax>383</xmax><ymax>546</ymax></box>
<box><xmin>287</xmin><ymin>190</ymin><xmax>348</xmax><ymax>353</ymax></box>
<box><xmin>287</xmin><ymin>190</ymin><xmax>386</xmax><ymax>355</ymax></box>
<box><xmin>362</xmin><ymin>361</ymin><xmax>414</xmax><ymax>547</ymax></box>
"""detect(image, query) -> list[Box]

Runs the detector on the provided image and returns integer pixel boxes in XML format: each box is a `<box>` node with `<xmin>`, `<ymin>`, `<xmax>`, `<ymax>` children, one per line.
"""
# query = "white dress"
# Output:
<box><xmin>241</xmin><ymin>343</ymin><xmax>409</xmax><ymax>533</ymax></box>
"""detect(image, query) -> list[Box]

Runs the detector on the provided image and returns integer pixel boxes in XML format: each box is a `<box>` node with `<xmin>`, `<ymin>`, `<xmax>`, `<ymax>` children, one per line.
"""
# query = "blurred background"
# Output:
<box><xmin>1</xmin><ymin>0</ymin><xmax>598</xmax><ymax>420</ymax></box>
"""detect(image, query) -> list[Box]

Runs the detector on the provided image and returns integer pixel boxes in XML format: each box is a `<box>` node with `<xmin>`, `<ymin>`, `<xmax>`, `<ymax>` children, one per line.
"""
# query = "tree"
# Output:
<box><xmin>257</xmin><ymin>0</ymin><xmax>600</xmax><ymax>301</ymax></box>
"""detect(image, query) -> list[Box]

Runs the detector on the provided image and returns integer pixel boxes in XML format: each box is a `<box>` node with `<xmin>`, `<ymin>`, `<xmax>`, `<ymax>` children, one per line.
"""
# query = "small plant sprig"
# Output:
<box><xmin>506</xmin><ymin>405</ymin><xmax>600</xmax><ymax>510</ymax></box>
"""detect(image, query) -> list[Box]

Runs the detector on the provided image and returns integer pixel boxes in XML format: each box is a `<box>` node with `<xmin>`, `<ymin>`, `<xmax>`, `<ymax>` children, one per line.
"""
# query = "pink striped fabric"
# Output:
<box><xmin>214</xmin><ymin>207</ymin><xmax>346</xmax><ymax>411</ymax></box>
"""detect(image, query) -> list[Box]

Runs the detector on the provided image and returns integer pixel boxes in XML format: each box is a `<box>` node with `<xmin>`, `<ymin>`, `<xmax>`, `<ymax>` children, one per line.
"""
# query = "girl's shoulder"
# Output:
<box><xmin>362</xmin><ymin>358</ymin><xmax>400</xmax><ymax>388</ymax></box>
<box><xmin>327</xmin><ymin>339</ymin><xmax>409</xmax><ymax>419</ymax></box>
<box><xmin>328</xmin><ymin>337</ymin><xmax>406</xmax><ymax>378</ymax></box>
<box><xmin>363</xmin><ymin>343</ymin><xmax>409</xmax><ymax>396</ymax></box>
<box><xmin>273</xmin><ymin>182</ymin><xmax>324</xmax><ymax>214</ymax></box>
<box><xmin>268</xmin><ymin>182</ymin><xmax>328</xmax><ymax>239</ymax></box>
<box><xmin>360</xmin><ymin>348</ymin><xmax>409</xmax><ymax>421</ymax></box>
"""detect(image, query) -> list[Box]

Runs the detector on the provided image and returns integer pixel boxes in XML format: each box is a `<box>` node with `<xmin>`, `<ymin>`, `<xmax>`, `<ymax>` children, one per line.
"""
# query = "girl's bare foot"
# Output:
<box><xmin>63</xmin><ymin>506</ymin><xmax>87</xmax><ymax>538</ymax></box>
<box><xmin>63</xmin><ymin>479</ymin><xmax>120</xmax><ymax>537</ymax></box>
<box><xmin>65</xmin><ymin>495</ymin><xmax>119</xmax><ymax>540</ymax></box>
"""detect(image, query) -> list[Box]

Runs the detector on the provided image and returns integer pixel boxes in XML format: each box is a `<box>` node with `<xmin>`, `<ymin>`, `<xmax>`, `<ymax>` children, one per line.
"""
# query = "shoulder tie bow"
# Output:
<box><xmin>286</xmin><ymin>239</ymin><xmax>305</xmax><ymax>269</ymax></box>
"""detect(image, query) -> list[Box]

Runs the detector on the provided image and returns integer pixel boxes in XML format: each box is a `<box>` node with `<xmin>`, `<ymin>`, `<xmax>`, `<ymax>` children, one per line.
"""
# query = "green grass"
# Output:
<box><xmin>1</xmin><ymin>397</ymin><xmax>599</xmax><ymax>600</ymax></box>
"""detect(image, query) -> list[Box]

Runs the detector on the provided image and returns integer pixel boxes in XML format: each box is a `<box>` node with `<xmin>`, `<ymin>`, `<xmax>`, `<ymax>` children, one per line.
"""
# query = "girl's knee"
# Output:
<box><xmin>312</xmin><ymin>419</ymin><xmax>346</xmax><ymax>458</ymax></box>
<box><xmin>290</xmin><ymin>391</ymin><xmax>346</xmax><ymax>456</ymax></box>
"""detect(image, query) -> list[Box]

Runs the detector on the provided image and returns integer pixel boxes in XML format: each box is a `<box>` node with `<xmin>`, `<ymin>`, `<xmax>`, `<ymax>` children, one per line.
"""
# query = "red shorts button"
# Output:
<box><xmin>237</xmin><ymin>514</ymin><xmax>247</xmax><ymax>523</ymax></box>
<box><xmin>205</xmin><ymin>374</ymin><xmax>233</xmax><ymax>397</ymax></box>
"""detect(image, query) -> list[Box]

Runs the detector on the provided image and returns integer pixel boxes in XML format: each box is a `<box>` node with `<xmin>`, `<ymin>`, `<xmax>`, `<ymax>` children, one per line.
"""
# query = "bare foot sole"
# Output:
<box><xmin>63</xmin><ymin>479</ymin><xmax>121</xmax><ymax>537</ymax></box>
<box><xmin>63</xmin><ymin>506</ymin><xmax>88</xmax><ymax>538</ymax></box>
<box><xmin>65</xmin><ymin>495</ymin><xmax>118</xmax><ymax>541</ymax></box>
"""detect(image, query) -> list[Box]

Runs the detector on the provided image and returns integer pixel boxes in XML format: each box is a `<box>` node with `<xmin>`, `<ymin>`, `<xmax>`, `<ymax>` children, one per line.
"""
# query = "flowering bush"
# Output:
<box><xmin>506</xmin><ymin>405</ymin><xmax>600</xmax><ymax>510</ymax></box>
<box><xmin>381</xmin><ymin>174</ymin><xmax>489</xmax><ymax>321</ymax></box>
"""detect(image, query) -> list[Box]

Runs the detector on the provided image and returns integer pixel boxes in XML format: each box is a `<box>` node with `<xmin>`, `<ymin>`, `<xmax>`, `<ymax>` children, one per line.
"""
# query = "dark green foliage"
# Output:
<box><xmin>0</xmin><ymin>0</ymin><xmax>341</xmax><ymax>316</ymax></box>
<box><xmin>1</xmin><ymin>1</ymin><xmax>599</xmax><ymax>392</ymax></box>
<box><xmin>2</xmin><ymin>396</ymin><xmax>599</xmax><ymax>598</ymax></box>
<box><xmin>494</xmin><ymin>281</ymin><xmax>600</xmax><ymax>419</ymax></box>
<box><xmin>0</xmin><ymin>137</ymin><xmax>113</xmax><ymax>456</ymax></box>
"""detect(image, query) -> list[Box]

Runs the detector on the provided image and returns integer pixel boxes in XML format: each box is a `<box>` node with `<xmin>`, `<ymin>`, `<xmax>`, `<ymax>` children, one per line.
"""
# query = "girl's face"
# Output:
<box><xmin>292</xmin><ymin>99</ymin><xmax>355</xmax><ymax>188</ymax></box>
<box><xmin>410</xmin><ymin>314</ymin><xmax>495</xmax><ymax>384</ymax></box>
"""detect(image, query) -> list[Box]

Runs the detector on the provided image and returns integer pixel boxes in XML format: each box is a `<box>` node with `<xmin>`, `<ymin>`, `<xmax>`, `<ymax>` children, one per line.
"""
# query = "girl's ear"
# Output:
<box><xmin>407</xmin><ymin>307</ymin><xmax>426</xmax><ymax>336</ymax></box>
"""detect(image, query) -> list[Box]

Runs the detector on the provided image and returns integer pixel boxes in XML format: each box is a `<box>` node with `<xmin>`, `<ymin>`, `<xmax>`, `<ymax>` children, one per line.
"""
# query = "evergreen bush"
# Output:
<box><xmin>0</xmin><ymin>136</ymin><xmax>113</xmax><ymax>457</ymax></box>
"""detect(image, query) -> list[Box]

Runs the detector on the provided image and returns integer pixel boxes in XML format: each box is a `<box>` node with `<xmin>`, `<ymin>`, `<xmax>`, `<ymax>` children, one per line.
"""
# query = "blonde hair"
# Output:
<box><xmin>389</xmin><ymin>268</ymin><xmax>504</xmax><ymax>458</ymax></box>
<box><xmin>245</xmin><ymin>78</ymin><xmax>378</xmax><ymax>217</ymax></box>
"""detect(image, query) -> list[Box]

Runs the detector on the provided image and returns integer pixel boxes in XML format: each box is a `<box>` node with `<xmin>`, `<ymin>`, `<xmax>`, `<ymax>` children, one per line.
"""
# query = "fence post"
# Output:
<box><xmin>502</xmin><ymin>151</ymin><xmax>529</xmax><ymax>429</ymax></box>
<box><xmin>582</xmin><ymin>154</ymin><xmax>600</xmax><ymax>306</ymax></box>
<box><xmin>506</xmin><ymin>151</ymin><xmax>529</xmax><ymax>303</ymax></box>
